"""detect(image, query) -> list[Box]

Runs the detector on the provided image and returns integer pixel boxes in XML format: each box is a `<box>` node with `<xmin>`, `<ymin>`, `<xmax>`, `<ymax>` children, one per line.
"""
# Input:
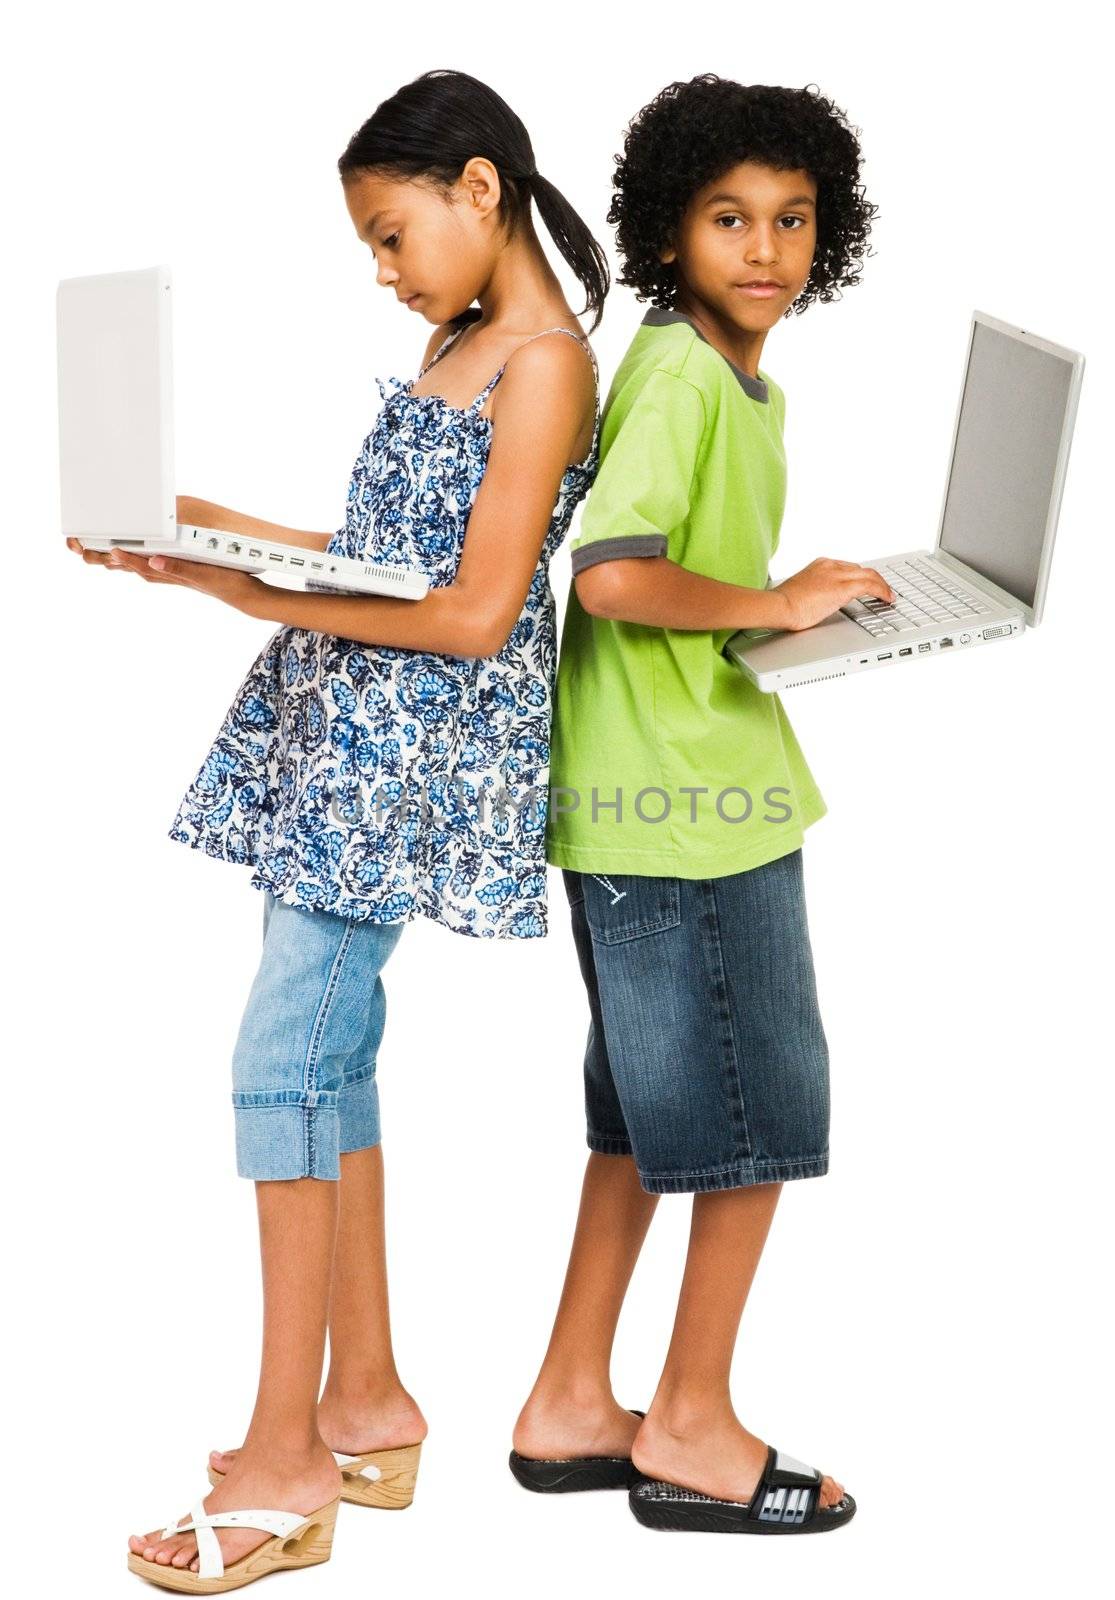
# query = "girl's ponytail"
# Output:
<box><xmin>525</xmin><ymin>171</ymin><xmax>610</xmax><ymax>333</ymax></box>
<box><xmin>338</xmin><ymin>69</ymin><xmax>609</xmax><ymax>331</ymax></box>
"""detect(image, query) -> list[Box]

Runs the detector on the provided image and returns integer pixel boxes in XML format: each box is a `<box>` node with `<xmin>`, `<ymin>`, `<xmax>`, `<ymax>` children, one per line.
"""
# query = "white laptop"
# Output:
<box><xmin>725</xmin><ymin>310</ymin><xmax>1084</xmax><ymax>691</ymax></box>
<box><xmin>56</xmin><ymin>264</ymin><xmax>429</xmax><ymax>600</ymax></box>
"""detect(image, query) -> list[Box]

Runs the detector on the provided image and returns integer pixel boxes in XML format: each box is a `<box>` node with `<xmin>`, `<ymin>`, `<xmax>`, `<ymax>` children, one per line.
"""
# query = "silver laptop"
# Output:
<box><xmin>56</xmin><ymin>264</ymin><xmax>429</xmax><ymax>600</ymax></box>
<box><xmin>725</xmin><ymin>310</ymin><xmax>1083</xmax><ymax>691</ymax></box>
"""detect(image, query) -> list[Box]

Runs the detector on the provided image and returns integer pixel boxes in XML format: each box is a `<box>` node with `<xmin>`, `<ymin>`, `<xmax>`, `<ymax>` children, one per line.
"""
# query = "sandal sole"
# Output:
<box><xmin>630</xmin><ymin>1480</ymin><xmax>857</xmax><ymax>1535</ymax></box>
<box><xmin>508</xmin><ymin>1450</ymin><xmax>642</xmax><ymax>1492</ymax></box>
<box><xmin>508</xmin><ymin>1406</ymin><xmax>646</xmax><ymax>1493</ymax></box>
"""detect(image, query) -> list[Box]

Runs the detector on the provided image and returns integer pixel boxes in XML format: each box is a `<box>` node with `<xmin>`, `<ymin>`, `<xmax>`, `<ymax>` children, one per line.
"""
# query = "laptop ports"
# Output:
<box><xmin>899</xmin><ymin>647</ymin><xmax>912</xmax><ymax>656</ymax></box>
<box><xmin>876</xmin><ymin>651</ymin><xmax>892</xmax><ymax>661</ymax></box>
<box><xmin>939</xmin><ymin>637</ymin><xmax>953</xmax><ymax>647</ymax></box>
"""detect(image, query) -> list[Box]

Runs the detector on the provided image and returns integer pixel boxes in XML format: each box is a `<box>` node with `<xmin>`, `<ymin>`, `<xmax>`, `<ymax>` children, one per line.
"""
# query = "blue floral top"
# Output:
<box><xmin>167</xmin><ymin>323</ymin><xmax>600</xmax><ymax>939</ymax></box>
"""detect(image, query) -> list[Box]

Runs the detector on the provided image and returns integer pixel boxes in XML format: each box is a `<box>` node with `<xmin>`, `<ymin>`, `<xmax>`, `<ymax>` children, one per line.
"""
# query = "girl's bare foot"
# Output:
<box><xmin>631</xmin><ymin>1407</ymin><xmax>846</xmax><ymax>1510</ymax></box>
<box><xmin>127</xmin><ymin>1444</ymin><xmax>341</xmax><ymax>1575</ymax></box>
<box><xmin>209</xmin><ymin>1387</ymin><xmax>428</xmax><ymax>1477</ymax></box>
<box><xmin>512</xmin><ymin>1388</ymin><xmax>643</xmax><ymax>1460</ymax></box>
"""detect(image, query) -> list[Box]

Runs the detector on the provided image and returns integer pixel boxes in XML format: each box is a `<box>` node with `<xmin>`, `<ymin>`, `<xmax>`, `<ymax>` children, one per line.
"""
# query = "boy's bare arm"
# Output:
<box><xmin>574</xmin><ymin>553</ymin><xmax>895</xmax><ymax>633</ymax></box>
<box><xmin>177</xmin><ymin>496</ymin><xmax>333</xmax><ymax>552</ymax></box>
<box><xmin>575</xmin><ymin>556</ymin><xmax>790</xmax><ymax>630</ymax></box>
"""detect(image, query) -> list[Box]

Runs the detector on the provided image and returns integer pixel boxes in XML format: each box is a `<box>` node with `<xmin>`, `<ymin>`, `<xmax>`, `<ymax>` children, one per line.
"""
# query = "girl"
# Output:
<box><xmin>70</xmin><ymin>67</ymin><xmax>605</xmax><ymax>1590</ymax></box>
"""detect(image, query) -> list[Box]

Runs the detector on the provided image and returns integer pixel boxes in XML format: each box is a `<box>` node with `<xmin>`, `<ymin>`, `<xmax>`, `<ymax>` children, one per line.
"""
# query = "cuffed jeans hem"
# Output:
<box><xmin>636</xmin><ymin>1152</ymin><xmax>830</xmax><ymax>1195</ymax></box>
<box><xmin>233</xmin><ymin>1099</ymin><xmax>341</xmax><ymax>1181</ymax></box>
<box><xmin>337</xmin><ymin>1078</ymin><xmax>381</xmax><ymax>1156</ymax></box>
<box><xmin>587</xmin><ymin>1133</ymin><xmax>635</xmax><ymax>1157</ymax></box>
<box><xmin>339</xmin><ymin>1132</ymin><xmax>382</xmax><ymax>1156</ymax></box>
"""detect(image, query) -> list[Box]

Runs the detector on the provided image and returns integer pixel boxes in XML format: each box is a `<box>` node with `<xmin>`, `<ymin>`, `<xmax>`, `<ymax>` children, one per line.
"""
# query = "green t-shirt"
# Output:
<box><xmin>546</xmin><ymin>306</ymin><xmax>827</xmax><ymax>878</ymax></box>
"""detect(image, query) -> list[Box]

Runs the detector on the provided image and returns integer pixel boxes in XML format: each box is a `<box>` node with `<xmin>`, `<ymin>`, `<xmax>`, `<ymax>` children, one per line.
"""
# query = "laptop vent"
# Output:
<box><xmin>784</xmin><ymin>670</ymin><xmax>847</xmax><ymax>689</ymax></box>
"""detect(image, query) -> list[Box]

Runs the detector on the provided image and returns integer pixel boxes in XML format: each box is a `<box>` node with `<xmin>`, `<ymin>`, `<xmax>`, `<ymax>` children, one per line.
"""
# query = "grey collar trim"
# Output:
<box><xmin>641</xmin><ymin>307</ymin><xmax>770</xmax><ymax>403</ymax></box>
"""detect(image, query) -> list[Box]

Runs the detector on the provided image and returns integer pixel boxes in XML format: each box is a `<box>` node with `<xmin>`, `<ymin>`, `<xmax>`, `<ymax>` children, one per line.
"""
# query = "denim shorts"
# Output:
<box><xmin>564</xmin><ymin>848</ymin><xmax>830</xmax><ymax>1194</ymax></box>
<box><xmin>229</xmin><ymin>891</ymin><xmax>405</xmax><ymax>1180</ymax></box>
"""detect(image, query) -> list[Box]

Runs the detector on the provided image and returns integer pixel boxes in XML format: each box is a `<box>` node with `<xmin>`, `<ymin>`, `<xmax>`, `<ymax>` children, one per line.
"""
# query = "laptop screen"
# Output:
<box><xmin>938</xmin><ymin>320</ymin><xmax>1074</xmax><ymax>610</ymax></box>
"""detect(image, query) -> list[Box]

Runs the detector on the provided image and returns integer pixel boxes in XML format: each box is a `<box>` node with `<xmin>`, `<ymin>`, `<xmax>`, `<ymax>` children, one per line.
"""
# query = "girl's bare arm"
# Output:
<box><xmin>178</xmin><ymin>496</ymin><xmax>334</xmax><ymax>552</ymax></box>
<box><xmin>177</xmin><ymin>326</ymin><xmax>455</xmax><ymax>554</ymax></box>
<box><xmin>237</xmin><ymin>335</ymin><xmax>593</xmax><ymax>658</ymax></box>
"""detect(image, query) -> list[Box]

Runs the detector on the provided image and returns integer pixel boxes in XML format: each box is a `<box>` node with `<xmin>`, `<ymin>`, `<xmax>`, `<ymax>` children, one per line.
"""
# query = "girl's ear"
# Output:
<box><xmin>459</xmin><ymin>155</ymin><xmax>502</xmax><ymax>219</ymax></box>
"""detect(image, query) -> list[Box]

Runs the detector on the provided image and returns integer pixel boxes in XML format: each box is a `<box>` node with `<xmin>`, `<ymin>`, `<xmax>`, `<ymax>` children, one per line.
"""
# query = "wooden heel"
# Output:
<box><xmin>339</xmin><ymin>1441</ymin><xmax>422</xmax><ymax>1509</ymax></box>
<box><xmin>282</xmin><ymin>1496</ymin><xmax>339</xmax><ymax>1564</ymax></box>
<box><xmin>207</xmin><ymin>1441</ymin><xmax>423</xmax><ymax>1509</ymax></box>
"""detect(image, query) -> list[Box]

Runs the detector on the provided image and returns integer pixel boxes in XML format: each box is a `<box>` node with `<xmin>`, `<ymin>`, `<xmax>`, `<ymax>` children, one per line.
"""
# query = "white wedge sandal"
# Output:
<box><xmin>126</xmin><ymin>1491</ymin><xmax>340</xmax><ymax>1593</ymax></box>
<box><xmin>208</xmin><ymin>1441</ymin><xmax>421</xmax><ymax>1510</ymax></box>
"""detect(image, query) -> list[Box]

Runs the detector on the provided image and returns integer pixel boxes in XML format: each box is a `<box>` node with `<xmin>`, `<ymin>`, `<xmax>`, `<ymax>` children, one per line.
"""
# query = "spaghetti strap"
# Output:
<box><xmin>412</xmin><ymin>324</ymin><xmax>468</xmax><ymax>386</ymax></box>
<box><xmin>467</xmin><ymin>326</ymin><xmax>598</xmax><ymax>416</ymax></box>
<box><xmin>409</xmin><ymin>323</ymin><xmax>598</xmax><ymax>452</ymax></box>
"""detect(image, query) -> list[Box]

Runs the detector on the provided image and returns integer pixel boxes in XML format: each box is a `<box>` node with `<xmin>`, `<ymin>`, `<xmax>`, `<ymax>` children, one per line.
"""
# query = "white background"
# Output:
<box><xmin>5</xmin><ymin>3</ymin><xmax>1111</xmax><ymax>1595</ymax></box>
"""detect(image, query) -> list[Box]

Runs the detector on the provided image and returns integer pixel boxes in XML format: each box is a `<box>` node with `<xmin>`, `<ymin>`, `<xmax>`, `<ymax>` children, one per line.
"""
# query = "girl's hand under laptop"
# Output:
<box><xmin>66</xmin><ymin>536</ymin><xmax>266</xmax><ymax>617</ymax></box>
<box><xmin>773</xmin><ymin>558</ymin><xmax>896</xmax><ymax>632</ymax></box>
<box><xmin>66</xmin><ymin>536</ymin><xmax>113</xmax><ymax>568</ymax></box>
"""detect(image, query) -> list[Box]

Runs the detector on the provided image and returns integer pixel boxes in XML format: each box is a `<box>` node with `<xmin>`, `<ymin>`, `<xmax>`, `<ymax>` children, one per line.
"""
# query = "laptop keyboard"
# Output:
<box><xmin>841</xmin><ymin>556</ymin><xmax>994</xmax><ymax>637</ymax></box>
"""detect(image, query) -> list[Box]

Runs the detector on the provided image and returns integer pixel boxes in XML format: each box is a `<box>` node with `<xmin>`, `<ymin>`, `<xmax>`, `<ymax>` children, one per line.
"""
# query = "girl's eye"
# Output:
<box><xmin>381</xmin><ymin>232</ymin><xmax>400</xmax><ymax>249</ymax></box>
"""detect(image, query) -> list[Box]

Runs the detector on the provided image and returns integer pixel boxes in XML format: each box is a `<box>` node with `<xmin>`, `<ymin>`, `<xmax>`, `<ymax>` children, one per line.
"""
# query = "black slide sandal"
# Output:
<box><xmin>508</xmin><ymin>1409</ymin><xmax>647</xmax><ymax>1492</ymax></box>
<box><xmin>629</xmin><ymin>1444</ymin><xmax>856</xmax><ymax>1534</ymax></box>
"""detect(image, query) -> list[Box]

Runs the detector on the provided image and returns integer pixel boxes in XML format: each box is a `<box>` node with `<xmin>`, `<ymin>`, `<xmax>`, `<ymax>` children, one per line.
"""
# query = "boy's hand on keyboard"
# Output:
<box><xmin>772</xmin><ymin>558</ymin><xmax>896</xmax><ymax>632</ymax></box>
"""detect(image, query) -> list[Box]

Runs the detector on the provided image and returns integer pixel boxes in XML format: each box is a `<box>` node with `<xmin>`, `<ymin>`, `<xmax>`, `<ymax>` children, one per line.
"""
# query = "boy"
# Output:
<box><xmin>511</xmin><ymin>76</ymin><xmax>893</xmax><ymax>1535</ymax></box>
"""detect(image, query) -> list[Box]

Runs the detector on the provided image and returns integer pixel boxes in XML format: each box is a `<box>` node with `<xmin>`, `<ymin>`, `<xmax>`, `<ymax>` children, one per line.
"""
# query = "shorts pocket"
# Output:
<box><xmin>582</xmin><ymin>871</ymin><xmax>681</xmax><ymax>945</ymax></box>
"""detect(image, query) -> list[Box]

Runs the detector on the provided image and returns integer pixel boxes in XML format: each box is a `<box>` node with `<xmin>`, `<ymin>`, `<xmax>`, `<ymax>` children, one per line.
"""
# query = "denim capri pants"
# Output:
<box><xmin>564</xmin><ymin>847</ymin><xmax>830</xmax><ymax>1195</ymax></box>
<box><xmin>230</xmin><ymin>891</ymin><xmax>405</xmax><ymax>1181</ymax></box>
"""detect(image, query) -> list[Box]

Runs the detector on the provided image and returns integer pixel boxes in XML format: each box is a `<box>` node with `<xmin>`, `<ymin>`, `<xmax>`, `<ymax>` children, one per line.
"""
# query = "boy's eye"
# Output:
<box><xmin>381</xmin><ymin>232</ymin><xmax>400</xmax><ymax>249</ymax></box>
<box><xmin>715</xmin><ymin>215</ymin><xmax>805</xmax><ymax>230</ymax></box>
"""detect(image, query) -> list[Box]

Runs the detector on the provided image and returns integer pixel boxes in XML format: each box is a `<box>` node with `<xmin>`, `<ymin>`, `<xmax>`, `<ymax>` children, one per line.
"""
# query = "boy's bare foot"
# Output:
<box><xmin>631</xmin><ymin>1408</ymin><xmax>846</xmax><ymax>1510</ymax></box>
<box><xmin>512</xmin><ymin>1391</ymin><xmax>644</xmax><ymax>1460</ymax></box>
<box><xmin>209</xmin><ymin>1389</ymin><xmax>428</xmax><ymax>1476</ymax></box>
<box><xmin>127</xmin><ymin>1445</ymin><xmax>341</xmax><ymax>1575</ymax></box>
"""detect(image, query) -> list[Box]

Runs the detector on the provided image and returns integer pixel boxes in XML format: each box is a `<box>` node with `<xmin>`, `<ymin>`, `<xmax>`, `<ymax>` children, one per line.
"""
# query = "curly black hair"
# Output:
<box><xmin>609</xmin><ymin>76</ymin><xmax>878</xmax><ymax>316</ymax></box>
